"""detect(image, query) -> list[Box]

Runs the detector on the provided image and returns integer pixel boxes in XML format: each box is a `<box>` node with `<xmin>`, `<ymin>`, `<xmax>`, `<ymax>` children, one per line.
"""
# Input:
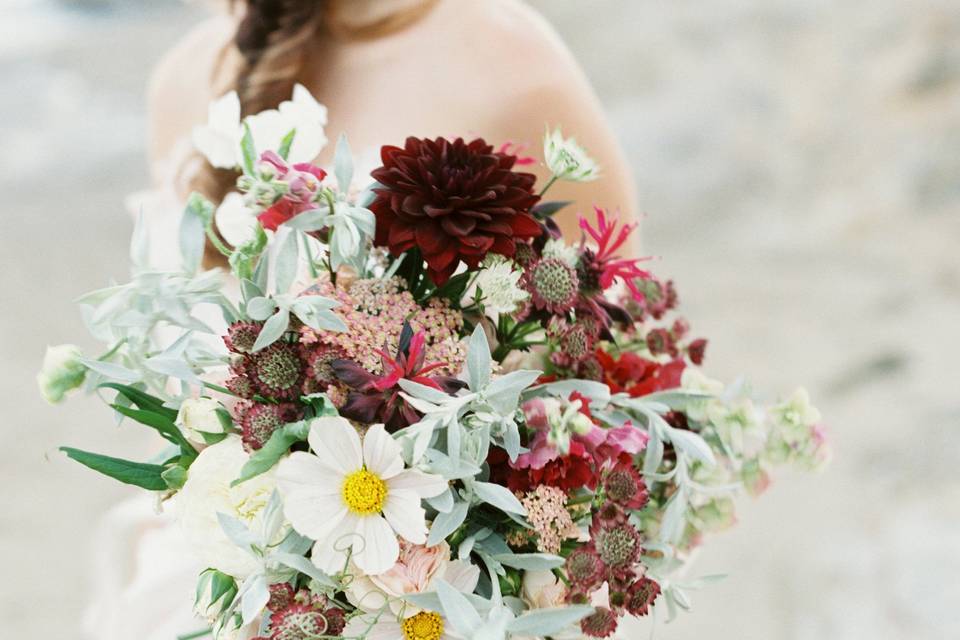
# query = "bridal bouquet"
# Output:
<box><xmin>40</xmin><ymin>86</ymin><xmax>829</xmax><ymax>640</ymax></box>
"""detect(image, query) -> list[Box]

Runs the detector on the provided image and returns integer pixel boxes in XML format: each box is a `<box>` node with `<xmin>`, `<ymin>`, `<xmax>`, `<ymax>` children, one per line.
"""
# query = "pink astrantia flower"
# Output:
<box><xmin>579</xmin><ymin>207</ymin><xmax>651</xmax><ymax>302</ymax></box>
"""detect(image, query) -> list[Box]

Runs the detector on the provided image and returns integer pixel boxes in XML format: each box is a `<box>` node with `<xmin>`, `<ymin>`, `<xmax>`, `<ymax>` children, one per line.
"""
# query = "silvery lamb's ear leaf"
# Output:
<box><xmin>436</xmin><ymin>580</ymin><xmax>483</xmax><ymax>637</ymax></box>
<box><xmin>272</xmin><ymin>552</ymin><xmax>336</xmax><ymax>588</ymax></box>
<box><xmin>659</xmin><ymin>487</ymin><xmax>688</xmax><ymax>543</ymax></box>
<box><xmin>284</xmin><ymin>207</ymin><xmax>328</xmax><ymax>231</ymax></box>
<box><xmin>130</xmin><ymin>211</ymin><xmax>149</xmax><ymax>269</ymax></box>
<box><xmin>427</xmin><ymin>500</ymin><xmax>469</xmax><ymax>546</ymax></box>
<box><xmin>272</xmin><ymin>228</ymin><xmax>300</xmax><ymax>295</ymax></box>
<box><xmin>145</xmin><ymin>355</ymin><xmax>202</xmax><ymax>385</ymax></box>
<box><xmin>426</xmin><ymin>487</ymin><xmax>455</xmax><ymax>514</ymax></box>
<box><xmin>79</xmin><ymin>358</ymin><xmax>142</xmax><ymax>384</ymax></box>
<box><xmin>471</xmin><ymin>481</ymin><xmax>526</xmax><ymax>516</ymax></box>
<box><xmin>240</xmin><ymin>574</ymin><xmax>269</xmax><ymax>625</ymax></box>
<box><xmin>466</xmin><ymin>324</ymin><xmax>491</xmax><ymax>392</ymax></box>
<box><xmin>251</xmin><ymin>308</ymin><xmax>290</xmax><ymax>352</ymax></box>
<box><xmin>491</xmin><ymin>553</ymin><xmax>564</xmax><ymax>571</ymax></box>
<box><xmin>643</xmin><ymin>430</ymin><xmax>664</xmax><ymax>476</ymax></box>
<box><xmin>291</xmin><ymin>296</ymin><xmax>346</xmax><ymax>332</ymax></box>
<box><xmin>246</xmin><ymin>296</ymin><xmax>277</xmax><ymax>321</ymax></box>
<box><xmin>252</xmin><ymin>244</ymin><xmax>269</xmax><ymax>292</ymax></box>
<box><xmin>217</xmin><ymin>512</ymin><xmax>257</xmax><ymax>551</ymax></box>
<box><xmin>334</xmin><ymin>133</ymin><xmax>354</xmax><ymax>194</ymax></box>
<box><xmin>240</xmin><ymin>279</ymin><xmax>263</xmax><ymax>304</ymax></box>
<box><xmin>507</xmin><ymin>606</ymin><xmax>595</xmax><ymax>636</ymax></box>
<box><xmin>398</xmin><ymin>378</ymin><xmax>458</xmax><ymax>404</ymax></box>
<box><xmin>538</xmin><ymin>379</ymin><xmax>611</xmax><ymax>406</ymax></box>
<box><xmin>668</xmin><ymin>427</ymin><xmax>717</xmax><ymax>466</ymax></box>
<box><xmin>500</xmin><ymin>418</ymin><xmax>522</xmax><ymax>462</ymax></box>
<box><xmin>180</xmin><ymin>195</ymin><xmax>210</xmax><ymax>275</ymax></box>
<box><xmin>485</xmin><ymin>370</ymin><xmax>542</xmax><ymax>415</ymax></box>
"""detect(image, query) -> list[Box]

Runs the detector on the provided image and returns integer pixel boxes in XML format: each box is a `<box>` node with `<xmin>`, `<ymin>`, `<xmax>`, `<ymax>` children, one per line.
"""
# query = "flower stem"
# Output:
<box><xmin>204</xmin><ymin>223</ymin><xmax>233</xmax><ymax>258</ymax></box>
<box><xmin>539</xmin><ymin>174</ymin><xmax>559</xmax><ymax>198</ymax></box>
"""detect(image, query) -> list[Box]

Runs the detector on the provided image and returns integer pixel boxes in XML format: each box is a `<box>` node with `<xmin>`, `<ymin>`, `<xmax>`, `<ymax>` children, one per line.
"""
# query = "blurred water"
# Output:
<box><xmin>4</xmin><ymin>1</ymin><xmax>960</xmax><ymax>639</ymax></box>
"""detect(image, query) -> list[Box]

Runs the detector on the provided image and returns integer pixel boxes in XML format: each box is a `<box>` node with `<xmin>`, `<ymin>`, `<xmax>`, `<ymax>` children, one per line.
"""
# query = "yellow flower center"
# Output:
<box><xmin>401</xmin><ymin>611</ymin><xmax>444</xmax><ymax>640</ymax></box>
<box><xmin>341</xmin><ymin>468</ymin><xmax>387</xmax><ymax>515</ymax></box>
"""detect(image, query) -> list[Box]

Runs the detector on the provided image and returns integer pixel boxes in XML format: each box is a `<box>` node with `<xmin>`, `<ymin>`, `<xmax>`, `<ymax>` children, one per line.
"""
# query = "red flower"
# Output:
<box><xmin>332</xmin><ymin>324</ymin><xmax>464</xmax><ymax>430</ymax></box>
<box><xmin>595</xmin><ymin>349</ymin><xmax>685</xmax><ymax>397</ymax></box>
<box><xmin>488</xmin><ymin>441</ymin><xmax>598</xmax><ymax>494</ymax></box>
<box><xmin>256</xmin><ymin>151</ymin><xmax>327</xmax><ymax>231</ymax></box>
<box><xmin>370</xmin><ymin>137</ymin><xmax>542</xmax><ymax>284</ymax></box>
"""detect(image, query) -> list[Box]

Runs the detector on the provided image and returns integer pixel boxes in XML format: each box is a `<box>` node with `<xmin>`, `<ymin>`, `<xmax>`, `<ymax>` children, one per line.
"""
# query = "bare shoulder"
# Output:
<box><xmin>147</xmin><ymin>14</ymin><xmax>236</xmax><ymax>172</ymax></box>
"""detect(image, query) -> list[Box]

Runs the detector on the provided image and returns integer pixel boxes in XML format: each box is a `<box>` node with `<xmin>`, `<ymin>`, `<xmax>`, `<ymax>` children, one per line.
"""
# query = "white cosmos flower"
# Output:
<box><xmin>346</xmin><ymin>540</ymin><xmax>480</xmax><ymax>616</ymax></box>
<box><xmin>543</xmin><ymin>126</ymin><xmax>600</xmax><ymax>183</ymax></box>
<box><xmin>276</xmin><ymin>417</ymin><xmax>447</xmax><ymax>575</ymax></box>
<box><xmin>192</xmin><ymin>84</ymin><xmax>328</xmax><ymax>170</ymax></box>
<box><xmin>344</xmin><ymin>610</ymin><xmax>457</xmax><ymax>640</ymax></box>
<box><xmin>463</xmin><ymin>255</ymin><xmax>528</xmax><ymax>317</ymax></box>
<box><xmin>176</xmin><ymin>436</ymin><xmax>281</xmax><ymax>579</ymax></box>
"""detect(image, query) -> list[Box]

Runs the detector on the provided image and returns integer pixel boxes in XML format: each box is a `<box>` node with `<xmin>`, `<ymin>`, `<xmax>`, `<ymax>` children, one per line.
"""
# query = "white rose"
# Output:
<box><xmin>176</xmin><ymin>397</ymin><xmax>226</xmax><ymax>443</ymax></box>
<box><xmin>37</xmin><ymin>344</ymin><xmax>86</xmax><ymax>404</ymax></box>
<box><xmin>176</xmin><ymin>436</ymin><xmax>279</xmax><ymax>578</ymax></box>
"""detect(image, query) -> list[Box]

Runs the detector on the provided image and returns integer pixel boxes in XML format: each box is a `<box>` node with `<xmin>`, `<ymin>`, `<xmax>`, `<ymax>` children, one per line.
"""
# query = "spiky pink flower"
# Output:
<box><xmin>578</xmin><ymin>207</ymin><xmax>651</xmax><ymax>302</ymax></box>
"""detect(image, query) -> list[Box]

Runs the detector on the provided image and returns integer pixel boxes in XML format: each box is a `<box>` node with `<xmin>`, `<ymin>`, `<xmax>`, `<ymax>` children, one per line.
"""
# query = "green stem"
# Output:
<box><xmin>539</xmin><ymin>174</ymin><xmax>559</xmax><ymax>198</ymax></box>
<box><xmin>204</xmin><ymin>224</ymin><xmax>233</xmax><ymax>258</ymax></box>
<box><xmin>202</xmin><ymin>381</ymin><xmax>236</xmax><ymax>397</ymax></box>
<box><xmin>176</xmin><ymin>629</ymin><xmax>212</xmax><ymax>640</ymax></box>
<box><xmin>323</xmin><ymin>190</ymin><xmax>338</xmax><ymax>287</ymax></box>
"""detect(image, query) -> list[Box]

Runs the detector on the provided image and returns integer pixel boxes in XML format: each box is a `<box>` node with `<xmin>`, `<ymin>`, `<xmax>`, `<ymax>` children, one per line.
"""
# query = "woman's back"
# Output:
<box><xmin>147</xmin><ymin>0</ymin><xmax>637</xmax><ymax>239</ymax></box>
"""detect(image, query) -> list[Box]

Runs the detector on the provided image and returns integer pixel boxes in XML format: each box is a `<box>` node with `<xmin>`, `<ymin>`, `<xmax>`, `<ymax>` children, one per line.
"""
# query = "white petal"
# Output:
<box><xmin>308</xmin><ymin>417</ymin><xmax>363</xmax><ymax>475</ymax></box>
<box><xmin>353</xmin><ymin>515</ymin><xmax>400</xmax><ymax>575</ymax></box>
<box><xmin>363</xmin><ymin>424</ymin><xmax>404</xmax><ymax>479</ymax></box>
<box><xmin>311</xmin><ymin>511</ymin><xmax>360</xmax><ymax>574</ymax></box>
<box><xmin>387</xmin><ymin>469</ymin><xmax>447</xmax><ymax>499</ymax></box>
<box><xmin>214</xmin><ymin>192</ymin><xmax>257</xmax><ymax>247</ymax></box>
<box><xmin>344</xmin><ymin>615</ymin><xmax>401</xmax><ymax>640</ymax></box>
<box><xmin>382</xmin><ymin>489</ymin><xmax>428</xmax><ymax>545</ymax></box>
<box><xmin>345</xmin><ymin>573</ymin><xmax>390</xmax><ymax>613</ymax></box>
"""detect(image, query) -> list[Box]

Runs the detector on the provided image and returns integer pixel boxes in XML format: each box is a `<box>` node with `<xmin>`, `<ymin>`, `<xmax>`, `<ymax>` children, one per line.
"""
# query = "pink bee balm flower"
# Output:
<box><xmin>579</xmin><ymin>207</ymin><xmax>651</xmax><ymax>302</ymax></box>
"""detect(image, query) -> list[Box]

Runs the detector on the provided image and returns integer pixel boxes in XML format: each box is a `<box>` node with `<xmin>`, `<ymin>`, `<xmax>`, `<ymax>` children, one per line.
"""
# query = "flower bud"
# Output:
<box><xmin>176</xmin><ymin>397</ymin><xmax>227</xmax><ymax>443</ymax></box>
<box><xmin>36</xmin><ymin>344</ymin><xmax>86</xmax><ymax>404</ymax></box>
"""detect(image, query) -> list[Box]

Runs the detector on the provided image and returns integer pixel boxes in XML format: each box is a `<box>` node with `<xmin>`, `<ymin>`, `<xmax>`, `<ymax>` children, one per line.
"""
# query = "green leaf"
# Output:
<box><xmin>277</xmin><ymin>128</ymin><xmax>296</xmax><ymax>160</ymax></box>
<box><xmin>232</xmin><ymin>421</ymin><xmax>310</xmax><ymax>486</ymax></box>
<box><xmin>471</xmin><ymin>480</ymin><xmax>526</xmax><ymax>515</ymax></box>
<box><xmin>531</xmin><ymin>201</ymin><xmax>572</xmax><ymax>218</ymax></box>
<box><xmin>507</xmin><ymin>606</ymin><xmax>594</xmax><ymax>635</ymax></box>
<box><xmin>111</xmin><ymin>403</ymin><xmax>198</xmax><ymax>461</ymax></box>
<box><xmin>466</xmin><ymin>324</ymin><xmax>491</xmax><ymax>392</ymax></box>
<box><xmin>99</xmin><ymin>383</ymin><xmax>178</xmax><ymax>421</ymax></box>
<box><xmin>60</xmin><ymin>447</ymin><xmax>168</xmax><ymax>490</ymax></box>
<box><xmin>427</xmin><ymin>500</ymin><xmax>469</xmax><ymax>546</ymax></box>
<box><xmin>181</xmin><ymin>194</ymin><xmax>214</xmax><ymax>274</ymax></box>
<box><xmin>240</xmin><ymin>122</ymin><xmax>257</xmax><ymax>176</ymax></box>
<box><xmin>492</xmin><ymin>552</ymin><xmax>564</xmax><ymax>571</ymax></box>
<box><xmin>251</xmin><ymin>308</ymin><xmax>290</xmax><ymax>352</ymax></box>
<box><xmin>162</xmin><ymin>464</ymin><xmax>188</xmax><ymax>489</ymax></box>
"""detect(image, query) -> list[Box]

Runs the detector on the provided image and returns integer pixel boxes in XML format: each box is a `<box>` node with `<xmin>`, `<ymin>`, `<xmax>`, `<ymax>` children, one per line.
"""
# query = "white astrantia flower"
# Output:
<box><xmin>543</xmin><ymin>126</ymin><xmax>599</xmax><ymax>183</ymax></box>
<box><xmin>276</xmin><ymin>417</ymin><xmax>447</xmax><ymax>575</ymax></box>
<box><xmin>177</xmin><ymin>436</ymin><xmax>283</xmax><ymax>579</ymax></box>
<box><xmin>215</xmin><ymin>192</ymin><xmax>259</xmax><ymax>247</ymax></box>
<box><xmin>176</xmin><ymin>397</ymin><xmax>226</xmax><ymax>443</ymax></box>
<box><xmin>541</xmin><ymin>238</ymin><xmax>579</xmax><ymax>268</ymax></box>
<box><xmin>192</xmin><ymin>84</ymin><xmax>328</xmax><ymax>170</ymax></box>
<box><xmin>463</xmin><ymin>255</ymin><xmax>528</xmax><ymax>317</ymax></box>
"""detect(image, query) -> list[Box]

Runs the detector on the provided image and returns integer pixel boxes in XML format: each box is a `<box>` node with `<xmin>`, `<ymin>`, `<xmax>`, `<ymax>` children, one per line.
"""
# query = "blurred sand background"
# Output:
<box><xmin>2</xmin><ymin>0</ymin><xmax>959</xmax><ymax>638</ymax></box>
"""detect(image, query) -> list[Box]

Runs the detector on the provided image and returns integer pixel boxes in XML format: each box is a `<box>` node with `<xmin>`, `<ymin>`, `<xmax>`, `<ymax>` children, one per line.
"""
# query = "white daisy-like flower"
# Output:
<box><xmin>276</xmin><ymin>417</ymin><xmax>447</xmax><ymax>575</ymax></box>
<box><xmin>344</xmin><ymin>610</ymin><xmax>456</xmax><ymax>640</ymax></box>
<box><xmin>464</xmin><ymin>256</ymin><xmax>528</xmax><ymax>317</ymax></box>
<box><xmin>543</xmin><ymin>126</ymin><xmax>600</xmax><ymax>183</ymax></box>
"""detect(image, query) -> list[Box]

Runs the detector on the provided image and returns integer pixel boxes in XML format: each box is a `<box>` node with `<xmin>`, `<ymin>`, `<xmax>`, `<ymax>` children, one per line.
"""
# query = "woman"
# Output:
<box><xmin>90</xmin><ymin>1</ymin><xmax>638</xmax><ymax>638</ymax></box>
<box><xmin>148</xmin><ymin>0</ymin><xmax>637</xmax><ymax>240</ymax></box>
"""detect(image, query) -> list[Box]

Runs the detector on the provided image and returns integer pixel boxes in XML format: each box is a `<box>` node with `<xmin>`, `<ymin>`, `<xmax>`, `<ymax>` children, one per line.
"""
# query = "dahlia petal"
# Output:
<box><xmin>363</xmin><ymin>424</ymin><xmax>404</xmax><ymax>480</ymax></box>
<box><xmin>382</xmin><ymin>489</ymin><xmax>428</xmax><ymax>544</ymax></box>
<box><xmin>353</xmin><ymin>515</ymin><xmax>400</xmax><ymax>575</ymax></box>
<box><xmin>440</xmin><ymin>215</ymin><xmax>477</xmax><ymax>237</ymax></box>
<box><xmin>308</xmin><ymin>416</ymin><xmax>363</xmax><ymax>476</ymax></box>
<box><xmin>510</xmin><ymin>213</ymin><xmax>543</xmax><ymax>237</ymax></box>
<box><xmin>339</xmin><ymin>392</ymin><xmax>386</xmax><ymax>424</ymax></box>
<box><xmin>401</xmin><ymin>194</ymin><xmax>427</xmax><ymax>217</ymax></box>
<box><xmin>424</xmin><ymin>205</ymin><xmax>454</xmax><ymax>218</ymax></box>
<box><xmin>415</xmin><ymin>221</ymin><xmax>449</xmax><ymax>255</ymax></box>
<box><xmin>388</xmin><ymin>221</ymin><xmax>416</xmax><ymax>252</ymax></box>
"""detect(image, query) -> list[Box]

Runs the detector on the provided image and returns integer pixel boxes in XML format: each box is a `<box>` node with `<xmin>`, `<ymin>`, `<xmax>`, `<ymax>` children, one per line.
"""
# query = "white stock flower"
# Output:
<box><xmin>193</xmin><ymin>91</ymin><xmax>242</xmax><ymax>169</ymax></box>
<box><xmin>36</xmin><ymin>344</ymin><xmax>86</xmax><ymax>404</ymax></box>
<box><xmin>346</xmin><ymin>540</ymin><xmax>479</xmax><ymax>616</ymax></box>
<box><xmin>215</xmin><ymin>191</ymin><xmax>259</xmax><ymax>247</ymax></box>
<box><xmin>276</xmin><ymin>417</ymin><xmax>447</xmax><ymax>575</ymax></box>
<box><xmin>177</xmin><ymin>436</ymin><xmax>280</xmax><ymax>578</ymax></box>
<box><xmin>463</xmin><ymin>256</ymin><xmax>528</xmax><ymax>317</ymax></box>
<box><xmin>192</xmin><ymin>84</ymin><xmax>328</xmax><ymax>169</ymax></box>
<box><xmin>176</xmin><ymin>397</ymin><xmax>226</xmax><ymax>443</ymax></box>
<box><xmin>543</xmin><ymin>127</ymin><xmax>599</xmax><ymax>183</ymax></box>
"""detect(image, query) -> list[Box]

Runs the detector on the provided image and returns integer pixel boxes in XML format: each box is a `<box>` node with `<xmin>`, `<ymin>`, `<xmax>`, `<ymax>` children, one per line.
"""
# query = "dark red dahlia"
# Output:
<box><xmin>370</xmin><ymin>137</ymin><xmax>542</xmax><ymax>284</ymax></box>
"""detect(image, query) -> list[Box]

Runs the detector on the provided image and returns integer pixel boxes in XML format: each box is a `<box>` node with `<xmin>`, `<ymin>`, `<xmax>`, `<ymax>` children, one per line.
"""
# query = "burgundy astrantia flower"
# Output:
<box><xmin>370</xmin><ymin>137</ymin><xmax>542</xmax><ymax>284</ymax></box>
<box><xmin>331</xmin><ymin>324</ymin><xmax>464</xmax><ymax>431</ymax></box>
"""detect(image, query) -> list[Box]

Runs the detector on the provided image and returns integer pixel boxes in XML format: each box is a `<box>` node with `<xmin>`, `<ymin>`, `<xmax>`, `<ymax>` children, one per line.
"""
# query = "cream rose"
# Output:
<box><xmin>176</xmin><ymin>397</ymin><xmax>227</xmax><ymax>443</ymax></box>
